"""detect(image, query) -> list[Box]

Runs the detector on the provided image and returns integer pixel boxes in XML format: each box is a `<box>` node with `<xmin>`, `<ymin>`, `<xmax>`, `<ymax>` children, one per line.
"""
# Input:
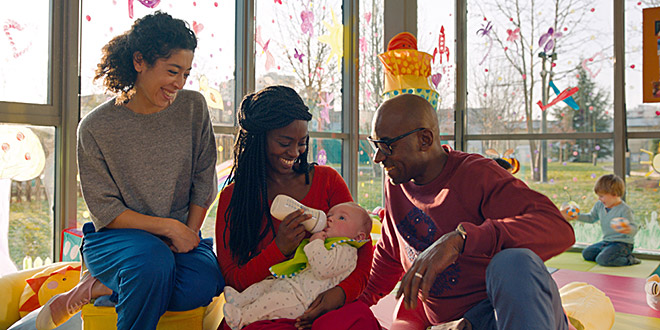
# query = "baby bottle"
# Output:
<box><xmin>270</xmin><ymin>195</ymin><xmax>327</xmax><ymax>233</ymax></box>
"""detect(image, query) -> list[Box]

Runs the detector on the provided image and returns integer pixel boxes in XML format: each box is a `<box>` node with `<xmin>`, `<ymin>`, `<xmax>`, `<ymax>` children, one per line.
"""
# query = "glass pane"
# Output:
<box><xmin>309</xmin><ymin>137</ymin><xmax>342</xmax><ymax>175</ymax></box>
<box><xmin>466</xmin><ymin>1</ymin><xmax>614</xmax><ymax>136</ymax></box>
<box><xmin>80</xmin><ymin>1</ymin><xmax>236</xmax><ymax>125</ymax></box>
<box><xmin>417</xmin><ymin>0</ymin><xmax>456</xmax><ymax>135</ymax></box>
<box><xmin>254</xmin><ymin>0</ymin><xmax>343</xmax><ymax>133</ymax></box>
<box><xmin>357</xmin><ymin>139</ymin><xmax>382</xmax><ymax>212</ymax></box>
<box><xmin>468</xmin><ymin>138</ymin><xmax>613</xmax><ymax>247</ymax></box>
<box><xmin>626</xmin><ymin>1</ymin><xmax>660</xmax><ymax>134</ymax></box>
<box><xmin>359</xmin><ymin>0</ymin><xmax>385</xmax><ymax>135</ymax></box>
<box><xmin>199</xmin><ymin>133</ymin><xmax>236</xmax><ymax>240</ymax></box>
<box><xmin>2</xmin><ymin>124</ymin><xmax>55</xmax><ymax>273</ymax></box>
<box><xmin>626</xmin><ymin>138</ymin><xmax>660</xmax><ymax>251</ymax></box>
<box><xmin>0</xmin><ymin>1</ymin><xmax>50</xmax><ymax>104</ymax></box>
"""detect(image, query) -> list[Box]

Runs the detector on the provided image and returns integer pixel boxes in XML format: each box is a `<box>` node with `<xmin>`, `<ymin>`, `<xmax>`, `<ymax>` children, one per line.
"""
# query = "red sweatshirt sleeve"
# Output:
<box><xmin>460</xmin><ymin>161</ymin><xmax>575</xmax><ymax>261</ymax></box>
<box><xmin>215</xmin><ymin>185</ymin><xmax>288</xmax><ymax>291</ymax></box>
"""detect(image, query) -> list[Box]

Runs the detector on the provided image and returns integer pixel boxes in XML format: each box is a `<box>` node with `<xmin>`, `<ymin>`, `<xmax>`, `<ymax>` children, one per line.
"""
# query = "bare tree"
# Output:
<box><xmin>471</xmin><ymin>0</ymin><xmax>609</xmax><ymax>181</ymax></box>
<box><xmin>260</xmin><ymin>0</ymin><xmax>342</xmax><ymax>131</ymax></box>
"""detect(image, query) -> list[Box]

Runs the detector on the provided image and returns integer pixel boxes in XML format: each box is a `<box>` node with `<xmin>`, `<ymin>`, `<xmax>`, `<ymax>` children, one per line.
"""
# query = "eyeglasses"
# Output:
<box><xmin>367</xmin><ymin>128</ymin><xmax>425</xmax><ymax>156</ymax></box>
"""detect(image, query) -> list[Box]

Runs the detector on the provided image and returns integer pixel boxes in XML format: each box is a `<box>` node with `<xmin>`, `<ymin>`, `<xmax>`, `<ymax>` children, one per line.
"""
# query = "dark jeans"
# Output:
<box><xmin>582</xmin><ymin>240</ymin><xmax>634</xmax><ymax>266</ymax></box>
<box><xmin>463</xmin><ymin>249</ymin><xmax>568</xmax><ymax>330</ymax></box>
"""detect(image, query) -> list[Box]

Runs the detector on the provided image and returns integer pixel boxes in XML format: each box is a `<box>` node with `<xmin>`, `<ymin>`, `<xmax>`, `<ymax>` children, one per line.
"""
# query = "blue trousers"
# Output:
<box><xmin>81</xmin><ymin>222</ymin><xmax>224</xmax><ymax>330</ymax></box>
<box><xmin>463</xmin><ymin>249</ymin><xmax>568</xmax><ymax>330</ymax></box>
<box><xmin>582</xmin><ymin>241</ymin><xmax>634</xmax><ymax>266</ymax></box>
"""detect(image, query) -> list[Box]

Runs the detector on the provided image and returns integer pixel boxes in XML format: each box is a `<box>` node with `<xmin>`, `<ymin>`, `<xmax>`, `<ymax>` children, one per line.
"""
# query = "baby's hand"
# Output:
<box><xmin>310</xmin><ymin>231</ymin><xmax>327</xmax><ymax>241</ymax></box>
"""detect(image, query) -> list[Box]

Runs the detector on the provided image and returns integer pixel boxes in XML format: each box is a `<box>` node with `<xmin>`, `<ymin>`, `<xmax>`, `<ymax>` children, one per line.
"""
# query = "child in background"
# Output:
<box><xmin>222</xmin><ymin>202</ymin><xmax>372</xmax><ymax>330</ymax></box>
<box><xmin>562</xmin><ymin>174</ymin><xmax>640</xmax><ymax>266</ymax></box>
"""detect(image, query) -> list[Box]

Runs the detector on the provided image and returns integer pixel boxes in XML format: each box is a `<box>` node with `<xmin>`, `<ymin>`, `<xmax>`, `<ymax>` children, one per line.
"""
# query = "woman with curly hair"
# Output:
<box><xmin>36</xmin><ymin>11</ymin><xmax>224</xmax><ymax>330</ymax></box>
<box><xmin>215</xmin><ymin>85</ymin><xmax>380</xmax><ymax>330</ymax></box>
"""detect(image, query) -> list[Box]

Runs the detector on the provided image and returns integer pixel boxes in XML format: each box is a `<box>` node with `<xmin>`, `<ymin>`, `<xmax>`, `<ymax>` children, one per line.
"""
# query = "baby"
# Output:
<box><xmin>222</xmin><ymin>202</ymin><xmax>372</xmax><ymax>330</ymax></box>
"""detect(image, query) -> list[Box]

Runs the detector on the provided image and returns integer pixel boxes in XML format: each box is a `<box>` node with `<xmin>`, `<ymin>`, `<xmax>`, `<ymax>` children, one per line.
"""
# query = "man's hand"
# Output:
<box><xmin>396</xmin><ymin>230</ymin><xmax>464</xmax><ymax>310</ymax></box>
<box><xmin>295</xmin><ymin>286</ymin><xmax>346</xmax><ymax>329</ymax></box>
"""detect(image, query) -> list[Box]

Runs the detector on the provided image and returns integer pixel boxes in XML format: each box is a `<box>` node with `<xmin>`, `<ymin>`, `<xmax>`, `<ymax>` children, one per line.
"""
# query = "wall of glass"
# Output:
<box><xmin>2</xmin><ymin>1</ymin><xmax>660</xmax><ymax>269</ymax></box>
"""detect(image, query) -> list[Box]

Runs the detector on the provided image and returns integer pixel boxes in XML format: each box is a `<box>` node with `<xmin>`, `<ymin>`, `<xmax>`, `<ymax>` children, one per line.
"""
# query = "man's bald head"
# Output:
<box><xmin>373</xmin><ymin>94</ymin><xmax>439</xmax><ymax>135</ymax></box>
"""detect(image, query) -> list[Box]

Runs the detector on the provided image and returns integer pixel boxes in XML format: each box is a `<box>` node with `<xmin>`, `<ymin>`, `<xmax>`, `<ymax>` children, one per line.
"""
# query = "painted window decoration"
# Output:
<box><xmin>80</xmin><ymin>0</ymin><xmax>236</xmax><ymax>125</ymax></box>
<box><xmin>254</xmin><ymin>0</ymin><xmax>343</xmax><ymax>133</ymax></box>
<box><xmin>417</xmin><ymin>0</ymin><xmax>456</xmax><ymax>136</ymax></box>
<box><xmin>0</xmin><ymin>1</ymin><xmax>50</xmax><ymax>104</ymax></box>
<box><xmin>358</xmin><ymin>0</ymin><xmax>384</xmax><ymax>135</ymax></box>
<box><xmin>466</xmin><ymin>0</ymin><xmax>614</xmax><ymax>136</ymax></box>
<box><xmin>1</xmin><ymin>124</ymin><xmax>55</xmax><ymax>272</ymax></box>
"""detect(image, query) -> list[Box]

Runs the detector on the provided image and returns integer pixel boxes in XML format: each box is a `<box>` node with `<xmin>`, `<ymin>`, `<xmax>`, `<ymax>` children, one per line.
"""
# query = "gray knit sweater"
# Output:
<box><xmin>77</xmin><ymin>90</ymin><xmax>217</xmax><ymax>230</ymax></box>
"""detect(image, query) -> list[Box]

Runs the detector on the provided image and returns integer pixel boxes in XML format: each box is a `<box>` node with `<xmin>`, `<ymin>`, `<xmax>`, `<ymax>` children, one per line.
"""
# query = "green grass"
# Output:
<box><xmin>7</xmin><ymin>162</ymin><xmax>660</xmax><ymax>270</ymax></box>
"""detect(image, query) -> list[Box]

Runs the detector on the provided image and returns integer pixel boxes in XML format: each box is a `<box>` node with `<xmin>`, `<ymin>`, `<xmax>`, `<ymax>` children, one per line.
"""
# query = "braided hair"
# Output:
<box><xmin>94</xmin><ymin>11</ymin><xmax>197</xmax><ymax>104</ymax></box>
<box><xmin>224</xmin><ymin>85</ymin><xmax>313</xmax><ymax>265</ymax></box>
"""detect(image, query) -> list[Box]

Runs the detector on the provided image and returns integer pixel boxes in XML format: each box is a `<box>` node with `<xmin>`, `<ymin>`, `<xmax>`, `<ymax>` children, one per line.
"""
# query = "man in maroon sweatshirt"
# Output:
<box><xmin>360</xmin><ymin>94</ymin><xmax>575</xmax><ymax>329</ymax></box>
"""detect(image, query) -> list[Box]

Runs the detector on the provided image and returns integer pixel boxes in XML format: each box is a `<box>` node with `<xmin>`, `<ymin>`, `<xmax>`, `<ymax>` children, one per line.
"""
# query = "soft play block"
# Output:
<box><xmin>544</xmin><ymin>252</ymin><xmax>596</xmax><ymax>273</ymax></box>
<box><xmin>60</xmin><ymin>227</ymin><xmax>83</xmax><ymax>262</ymax></box>
<box><xmin>81</xmin><ymin>305</ymin><xmax>204</xmax><ymax>330</ymax></box>
<box><xmin>613</xmin><ymin>312</ymin><xmax>660</xmax><ymax>329</ymax></box>
<box><xmin>589</xmin><ymin>259</ymin><xmax>660</xmax><ymax>279</ymax></box>
<box><xmin>552</xmin><ymin>269</ymin><xmax>660</xmax><ymax>318</ymax></box>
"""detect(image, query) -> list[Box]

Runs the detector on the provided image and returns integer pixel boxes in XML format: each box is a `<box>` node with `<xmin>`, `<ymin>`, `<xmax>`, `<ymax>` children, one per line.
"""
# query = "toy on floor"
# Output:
<box><xmin>646</xmin><ymin>274</ymin><xmax>660</xmax><ymax>311</ymax></box>
<box><xmin>609</xmin><ymin>217</ymin><xmax>631</xmax><ymax>234</ymax></box>
<box><xmin>561</xmin><ymin>201</ymin><xmax>580</xmax><ymax>219</ymax></box>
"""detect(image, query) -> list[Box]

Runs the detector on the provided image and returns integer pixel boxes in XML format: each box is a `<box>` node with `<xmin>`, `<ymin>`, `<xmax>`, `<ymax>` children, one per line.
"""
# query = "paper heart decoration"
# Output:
<box><xmin>582</xmin><ymin>52</ymin><xmax>605</xmax><ymax>79</ymax></box>
<box><xmin>3</xmin><ymin>19</ymin><xmax>32</xmax><ymax>58</ymax></box>
<box><xmin>192</xmin><ymin>21</ymin><xmax>204</xmax><ymax>35</ymax></box>
<box><xmin>364</xmin><ymin>12</ymin><xmax>372</xmax><ymax>24</ymax></box>
<box><xmin>655</xmin><ymin>111</ymin><xmax>660</xmax><ymax>116</ymax></box>
<box><xmin>431</xmin><ymin>73</ymin><xmax>442</xmax><ymax>89</ymax></box>
<box><xmin>128</xmin><ymin>0</ymin><xmax>161</xmax><ymax>19</ymax></box>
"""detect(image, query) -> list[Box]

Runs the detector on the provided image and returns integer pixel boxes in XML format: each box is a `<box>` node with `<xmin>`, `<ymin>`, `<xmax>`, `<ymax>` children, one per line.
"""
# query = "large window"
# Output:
<box><xmin>80</xmin><ymin>0</ymin><xmax>236</xmax><ymax>124</ymax></box>
<box><xmin>418</xmin><ymin>0</ymin><xmax>456</xmax><ymax>137</ymax></box>
<box><xmin>0</xmin><ymin>2</ymin><xmax>50</xmax><ymax>104</ymax></box>
<box><xmin>78</xmin><ymin>0</ymin><xmax>237</xmax><ymax>231</ymax></box>
<box><xmin>254</xmin><ymin>0</ymin><xmax>343</xmax><ymax>134</ymax></box>
<box><xmin>2</xmin><ymin>124</ymin><xmax>55</xmax><ymax>273</ymax></box>
<box><xmin>3</xmin><ymin>1</ymin><xmax>660</xmax><ymax>263</ymax></box>
<box><xmin>625</xmin><ymin>1</ymin><xmax>660</xmax><ymax>252</ymax></box>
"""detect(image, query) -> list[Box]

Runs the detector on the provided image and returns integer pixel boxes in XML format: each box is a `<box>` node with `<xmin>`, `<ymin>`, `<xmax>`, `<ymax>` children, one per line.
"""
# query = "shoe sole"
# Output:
<box><xmin>35</xmin><ymin>294</ymin><xmax>64</xmax><ymax>330</ymax></box>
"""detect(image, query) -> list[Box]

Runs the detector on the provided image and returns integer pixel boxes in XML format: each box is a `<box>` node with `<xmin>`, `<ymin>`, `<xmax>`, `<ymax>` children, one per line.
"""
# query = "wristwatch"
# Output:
<box><xmin>455</xmin><ymin>224</ymin><xmax>467</xmax><ymax>254</ymax></box>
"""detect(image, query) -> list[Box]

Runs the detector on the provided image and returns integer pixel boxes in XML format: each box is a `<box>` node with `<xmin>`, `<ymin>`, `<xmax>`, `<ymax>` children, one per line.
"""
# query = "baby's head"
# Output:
<box><xmin>324</xmin><ymin>202</ymin><xmax>372</xmax><ymax>241</ymax></box>
<box><xmin>594</xmin><ymin>174</ymin><xmax>625</xmax><ymax>197</ymax></box>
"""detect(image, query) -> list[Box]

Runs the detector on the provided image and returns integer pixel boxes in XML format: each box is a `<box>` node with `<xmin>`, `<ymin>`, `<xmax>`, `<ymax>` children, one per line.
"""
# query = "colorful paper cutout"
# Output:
<box><xmin>294</xmin><ymin>48</ymin><xmax>305</xmax><ymax>63</ymax></box>
<box><xmin>3</xmin><ymin>19</ymin><xmax>32</xmax><ymax>58</ymax></box>
<box><xmin>255</xmin><ymin>25</ymin><xmax>275</xmax><ymax>71</ymax></box>
<box><xmin>539</xmin><ymin>27</ymin><xmax>562</xmax><ymax>53</ymax></box>
<box><xmin>128</xmin><ymin>0</ymin><xmax>160</xmax><ymax>19</ymax></box>
<box><xmin>199</xmin><ymin>75</ymin><xmax>224</xmax><ymax>110</ymax></box>
<box><xmin>476</xmin><ymin>21</ymin><xmax>493</xmax><ymax>65</ymax></box>
<box><xmin>537</xmin><ymin>86</ymin><xmax>579</xmax><ymax>111</ymax></box>
<box><xmin>317</xmin><ymin>9</ymin><xmax>343</xmax><ymax>68</ymax></box>
<box><xmin>317</xmin><ymin>92</ymin><xmax>333</xmax><ymax>124</ymax></box>
<box><xmin>506</xmin><ymin>27</ymin><xmax>520</xmax><ymax>42</ymax></box>
<box><xmin>432</xmin><ymin>26</ymin><xmax>450</xmax><ymax>64</ymax></box>
<box><xmin>549</xmin><ymin>81</ymin><xmax>579</xmax><ymax>110</ymax></box>
<box><xmin>300</xmin><ymin>10</ymin><xmax>314</xmax><ymax>37</ymax></box>
<box><xmin>581</xmin><ymin>52</ymin><xmax>604</xmax><ymax>78</ymax></box>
